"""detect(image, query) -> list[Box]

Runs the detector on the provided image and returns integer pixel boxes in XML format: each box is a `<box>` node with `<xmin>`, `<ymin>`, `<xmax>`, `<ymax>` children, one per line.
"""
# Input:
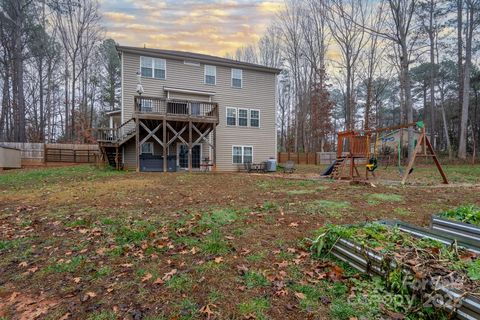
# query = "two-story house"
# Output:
<box><xmin>97</xmin><ymin>46</ymin><xmax>280</xmax><ymax>172</ymax></box>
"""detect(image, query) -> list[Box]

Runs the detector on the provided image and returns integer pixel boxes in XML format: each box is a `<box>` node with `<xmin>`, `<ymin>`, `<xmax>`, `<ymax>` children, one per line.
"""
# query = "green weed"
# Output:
<box><xmin>303</xmin><ymin>200</ymin><xmax>351</xmax><ymax>217</ymax></box>
<box><xmin>238</xmin><ymin>297</ymin><xmax>270</xmax><ymax>320</ymax></box>
<box><xmin>368</xmin><ymin>193</ymin><xmax>403</xmax><ymax>203</ymax></box>
<box><xmin>47</xmin><ymin>256</ymin><xmax>86</xmax><ymax>273</ymax></box>
<box><xmin>199</xmin><ymin>208</ymin><xmax>241</xmax><ymax>228</ymax></box>
<box><xmin>243</xmin><ymin>271</ymin><xmax>269</xmax><ymax>289</ymax></box>
<box><xmin>0</xmin><ymin>165</ymin><xmax>122</xmax><ymax>190</ymax></box>
<box><xmin>200</xmin><ymin>230</ymin><xmax>230</xmax><ymax>255</ymax></box>
<box><xmin>246</xmin><ymin>252</ymin><xmax>265</xmax><ymax>262</ymax></box>
<box><xmin>166</xmin><ymin>274</ymin><xmax>193</xmax><ymax>292</ymax></box>
<box><xmin>86</xmin><ymin>311</ymin><xmax>117</xmax><ymax>320</ymax></box>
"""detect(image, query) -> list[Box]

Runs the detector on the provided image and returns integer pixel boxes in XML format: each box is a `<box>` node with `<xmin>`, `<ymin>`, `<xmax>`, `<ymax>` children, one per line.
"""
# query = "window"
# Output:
<box><xmin>243</xmin><ymin>147</ymin><xmax>253</xmax><ymax>163</ymax></box>
<box><xmin>205</xmin><ymin>65</ymin><xmax>216</xmax><ymax>85</ymax></box>
<box><xmin>141</xmin><ymin>142</ymin><xmax>153</xmax><ymax>154</ymax></box>
<box><xmin>140</xmin><ymin>57</ymin><xmax>152</xmax><ymax>77</ymax></box>
<box><xmin>140</xmin><ymin>99</ymin><xmax>152</xmax><ymax>112</ymax></box>
<box><xmin>232</xmin><ymin>146</ymin><xmax>242</xmax><ymax>164</ymax></box>
<box><xmin>250</xmin><ymin>109</ymin><xmax>260</xmax><ymax>127</ymax></box>
<box><xmin>140</xmin><ymin>56</ymin><xmax>166</xmax><ymax>79</ymax></box>
<box><xmin>226</xmin><ymin>107</ymin><xmax>236</xmax><ymax>126</ymax></box>
<box><xmin>238</xmin><ymin>108</ymin><xmax>248</xmax><ymax>127</ymax></box>
<box><xmin>232</xmin><ymin>68</ymin><xmax>242</xmax><ymax>88</ymax></box>
<box><xmin>232</xmin><ymin>146</ymin><xmax>253</xmax><ymax>164</ymax></box>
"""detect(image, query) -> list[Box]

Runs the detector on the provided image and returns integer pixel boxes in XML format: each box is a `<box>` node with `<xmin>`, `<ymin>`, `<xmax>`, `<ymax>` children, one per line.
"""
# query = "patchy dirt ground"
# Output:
<box><xmin>0</xmin><ymin>164</ymin><xmax>479</xmax><ymax>320</ymax></box>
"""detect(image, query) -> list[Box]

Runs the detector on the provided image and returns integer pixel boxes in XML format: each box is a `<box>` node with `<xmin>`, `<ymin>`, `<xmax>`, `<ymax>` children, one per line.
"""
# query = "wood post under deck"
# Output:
<box><xmin>135</xmin><ymin>118</ymin><xmax>140</xmax><ymax>172</ymax></box>
<box><xmin>135</xmin><ymin>117</ymin><xmax>217</xmax><ymax>173</ymax></box>
<box><xmin>188</xmin><ymin>121</ymin><xmax>192</xmax><ymax>171</ymax></box>
<box><xmin>163</xmin><ymin>118</ymin><xmax>167</xmax><ymax>172</ymax></box>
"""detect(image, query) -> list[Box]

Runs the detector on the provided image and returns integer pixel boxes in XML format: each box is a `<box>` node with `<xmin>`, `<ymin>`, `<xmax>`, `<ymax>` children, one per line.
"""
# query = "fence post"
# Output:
<box><xmin>43</xmin><ymin>144</ymin><xmax>47</xmax><ymax>163</ymax></box>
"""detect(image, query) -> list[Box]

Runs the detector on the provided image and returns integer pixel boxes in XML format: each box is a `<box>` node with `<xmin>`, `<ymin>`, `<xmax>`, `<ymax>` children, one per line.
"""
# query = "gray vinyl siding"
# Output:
<box><xmin>121</xmin><ymin>51</ymin><xmax>277</xmax><ymax>171</ymax></box>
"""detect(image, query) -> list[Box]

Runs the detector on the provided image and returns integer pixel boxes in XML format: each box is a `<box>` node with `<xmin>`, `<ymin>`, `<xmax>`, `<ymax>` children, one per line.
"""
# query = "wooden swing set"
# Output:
<box><xmin>329</xmin><ymin>121</ymin><xmax>448</xmax><ymax>184</ymax></box>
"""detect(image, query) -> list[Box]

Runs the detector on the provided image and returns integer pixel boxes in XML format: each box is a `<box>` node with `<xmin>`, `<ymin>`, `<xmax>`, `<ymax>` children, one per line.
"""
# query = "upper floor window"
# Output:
<box><xmin>205</xmin><ymin>65</ymin><xmax>216</xmax><ymax>85</ymax></box>
<box><xmin>232</xmin><ymin>68</ymin><xmax>242</xmax><ymax>88</ymax></box>
<box><xmin>250</xmin><ymin>109</ymin><xmax>260</xmax><ymax>127</ymax></box>
<box><xmin>226</xmin><ymin>107</ymin><xmax>236</xmax><ymax>126</ymax></box>
<box><xmin>141</xmin><ymin>56</ymin><xmax>166</xmax><ymax>79</ymax></box>
<box><xmin>238</xmin><ymin>108</ymin><xmax>248</xmax><ymax>127</ymax></box>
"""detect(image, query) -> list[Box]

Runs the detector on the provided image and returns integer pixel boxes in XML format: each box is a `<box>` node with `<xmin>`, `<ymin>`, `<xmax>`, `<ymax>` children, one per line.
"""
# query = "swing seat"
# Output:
<box><xmin>366</xmin><ymin>157</ymin><xmax>378</xmax><ymax>172</ymax></box>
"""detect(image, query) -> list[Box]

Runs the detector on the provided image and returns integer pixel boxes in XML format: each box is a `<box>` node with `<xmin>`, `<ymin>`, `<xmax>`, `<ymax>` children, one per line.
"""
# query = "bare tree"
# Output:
<box><xmin>327</xmin><ymin>0</ymin><xmax>368</xmax><ymax>131</ymax></box>
<box><xmin>458</xmin><ymin>0</ymin><xmax>480</xmax><ymax>159</ymax></box>
<box><xmin>54</xmin><ymin>0</ymin><xmax>102</xmax><ymax>141</ymax></box>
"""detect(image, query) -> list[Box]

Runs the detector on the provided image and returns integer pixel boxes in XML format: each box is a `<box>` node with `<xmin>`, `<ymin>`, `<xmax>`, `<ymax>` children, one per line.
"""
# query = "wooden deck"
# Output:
<box><xmin>134</xmin><ymin>96</ymin><xmax>219</xmax><ymax>123</ymax></box>
<box><xmin>96</xmin><ymin>96</ymin><xmax>219</xmax><ymax>172</ymax></box>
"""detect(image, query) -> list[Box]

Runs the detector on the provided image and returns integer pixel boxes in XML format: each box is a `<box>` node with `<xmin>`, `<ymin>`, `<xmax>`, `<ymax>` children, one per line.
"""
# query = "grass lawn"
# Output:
<box><xmin>0</xmin><ymin>164</ymin><xmax>479</xmax><ymax>319</ymax></box>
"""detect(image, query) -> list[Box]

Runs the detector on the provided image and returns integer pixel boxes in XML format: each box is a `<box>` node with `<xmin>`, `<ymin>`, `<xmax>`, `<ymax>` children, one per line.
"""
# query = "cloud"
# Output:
<box><xmin>103</xmin><ymin>11</ymin><xmax>136</xmax><ymax>22</ymax></box>
<box><xmin>100</xmin><ymin>0</ymin><xmax>282</xmax><ymax>56</ymax></box>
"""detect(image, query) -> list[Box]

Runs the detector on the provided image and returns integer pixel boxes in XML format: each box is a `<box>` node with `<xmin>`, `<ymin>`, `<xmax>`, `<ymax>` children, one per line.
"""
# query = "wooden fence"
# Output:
<box><xmin>278</xmin><ymin>152</ymin><xmax>338</xmax><ymax>165</ymax></box>
<box><xmin>0</xmin><ymin>142</ymin><xmax>99</xmax><ymax>166</ymax></box>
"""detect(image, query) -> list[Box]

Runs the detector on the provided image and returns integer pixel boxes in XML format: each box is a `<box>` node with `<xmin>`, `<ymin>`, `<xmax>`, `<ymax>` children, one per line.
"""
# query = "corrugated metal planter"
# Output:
<box><xmin>329</xmin><ymin>237</ymin><xmax>480</xmax><ymax>320</ymax></box>
<box><xmin>381</xmin><ymin>220</ymin><xmax>480</xmax><ymax>254</ymax></box>
<box><xmin>431</xmin><ymin>215</ymin><xmax>480</xmax><ymax>246</ymax></box>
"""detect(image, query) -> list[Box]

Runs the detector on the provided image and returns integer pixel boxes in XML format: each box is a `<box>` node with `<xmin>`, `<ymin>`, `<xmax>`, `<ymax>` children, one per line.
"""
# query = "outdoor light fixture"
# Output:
<box><xmin>136</xmin><ymin>71</ymin><xmax>144</xmax><ymax>96</ymax></box>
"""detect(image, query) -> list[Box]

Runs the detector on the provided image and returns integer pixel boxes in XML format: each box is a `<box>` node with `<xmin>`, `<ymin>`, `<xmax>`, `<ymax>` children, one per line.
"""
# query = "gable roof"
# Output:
<box><xmin>116</xmin><ymin>45</ymin><xmax>282</xmax><ymax>74</ymax></box>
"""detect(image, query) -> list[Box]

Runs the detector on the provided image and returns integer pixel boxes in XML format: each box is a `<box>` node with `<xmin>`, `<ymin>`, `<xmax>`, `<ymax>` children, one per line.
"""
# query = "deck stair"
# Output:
<box><xmin>97</xmin><ymin>118</ymin><xmax>135</xmax><ymax>169</ymax></box>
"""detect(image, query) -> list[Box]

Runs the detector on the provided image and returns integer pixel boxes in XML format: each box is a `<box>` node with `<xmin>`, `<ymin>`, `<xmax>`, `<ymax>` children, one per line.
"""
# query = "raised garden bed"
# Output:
<box><xmin>382</xmin><ymin>220</ymin><xmax>480</xmax><ymax>254</ymax></box>
<box><xmin>312</xmin><ymin>223</ymin><xmax>480</xmax><ymax>320</ymax></box>
<box><xmin>431</xmin><ymin>205</ymin><xmax>480</xmax><ymax>246</ymax></box>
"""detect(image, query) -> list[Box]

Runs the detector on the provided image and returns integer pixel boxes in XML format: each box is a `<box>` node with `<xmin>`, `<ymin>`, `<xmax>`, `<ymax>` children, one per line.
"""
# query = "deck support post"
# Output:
<box><xmin>135</xmin><ymin>118</ymin><xmax>140</xmax><ymax>172</ymax></box>
<box><xmin>188</xmin><ymin>121</ymin><xmax>192</xmax><ymax>171</ymax></box>
<box><xmin>212</xmin><ymin>125</ymin><xmax>216</xmax><ymax>171</ymax></box>
<box><xmin>115</xmin><ymin>146</ymin><xmax>119</xmax><ymax>170</ymax></box>
<box><xmin>163</xmin><ymin>119</ymin><xmax>167</xmax><ymax>172</ymax></box>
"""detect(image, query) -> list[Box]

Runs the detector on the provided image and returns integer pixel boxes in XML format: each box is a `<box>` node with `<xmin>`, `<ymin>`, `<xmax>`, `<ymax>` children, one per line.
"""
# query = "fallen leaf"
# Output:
<box><xmin>294</xmin><ymin>292</ymin><xmax>306</xmax><ymax>300</ymax></box>
<box><xmin>275</xmin><ymin>261</ymin><xmax>289</xmax><ymax>268</ymax></box>
<box><xmin>153</xmin><ymin>278</ymin><xmax>164</xmax><ymax>285</ymax></box>
<box><xmin>289</xmin><ymin>222</ymin><xmax>299</xmax><ymax>227</ymax></box>
<box><xmin>199</xmin><ymin>304</ymin><xmax>215</xmax><ymax>318</ymax></box>
<box><xmin>214</xmin><ymin>257</ymin><xmax>224</xmax><ymax>263</ymax></box>
<box><xmin>162</xmin><ymin>269</ymin><xmax>177</xmax><ymax>281</ymax></box>
<box><xmin>141</xmin><ymin>273</ymin><xmax>153</xmax><ymax>282</ymax></box>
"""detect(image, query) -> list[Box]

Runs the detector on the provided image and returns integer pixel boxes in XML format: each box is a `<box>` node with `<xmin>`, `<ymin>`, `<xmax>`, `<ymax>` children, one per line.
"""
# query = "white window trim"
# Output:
<box><xmin>231</xmin><ymin>68</ymin><xmax>243</xmax><ymax>88</ymax></box>
<box><xmin>140</xmin><ymin>56</ymin><xmax>166</xmax><ymax>80</ymax></box>
<box><xmin>225</xmin><ymin>107</ymin><xmax>260</xmax><ymax>128</ymax></box>
<box><xmin>232</xmin><ymin>145</ymin><xmax>253</xmax><ymax>164</ymax></box>
<box><xmin>249</xmin><ymin>109</ymin><xmax>261</xmax><ymax>128</ymax></box>
<box><xmin>204</xmin><ymin>65</ymin><xmax>216</xmax><ymax>85</ymax></box>
<box><xmin>226</xmin><ymin>107</ymin><xmax>237</xmax><ymax>127</ymax></box>
<box><xmin>141</xmin><ymin>142</ymin><xmax>154</xmax><ymax>154</ymax></box>
<box><xmin>238</xmin><ymin>108</ymin><xmax>248</xmax><ymax>127</ymax></box>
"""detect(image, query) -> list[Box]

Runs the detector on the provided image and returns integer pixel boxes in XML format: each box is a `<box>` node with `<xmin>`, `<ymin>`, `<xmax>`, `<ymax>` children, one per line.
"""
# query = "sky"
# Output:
<box><xmin>99</xmin><ymin>0</ymin><xmax>283</xmax><ymax>56</ymax></box>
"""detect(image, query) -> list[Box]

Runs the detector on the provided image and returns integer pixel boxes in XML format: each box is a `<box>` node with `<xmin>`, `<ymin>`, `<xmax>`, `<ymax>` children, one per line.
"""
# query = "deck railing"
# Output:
<box><xmin>134</xmin><ymin>96</ymin><xmax>219</xmax><ymax>121</ymax></box>
<box><xmin>97</xmin><ymin>118</ymin><xmax>135</xmax><ymax>143</ymax></box>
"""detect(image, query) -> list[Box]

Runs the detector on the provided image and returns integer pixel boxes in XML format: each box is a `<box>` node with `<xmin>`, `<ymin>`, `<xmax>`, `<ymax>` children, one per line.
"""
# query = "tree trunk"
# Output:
<box><xmin>428</xmin><ymin>0</ymin><xmax>436</xmax><ymax>148</ymax></box>
<box><xmin>458</xmin><ymin>2</ymin><xmax>474</xmax><ymax>159</ymax></box>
